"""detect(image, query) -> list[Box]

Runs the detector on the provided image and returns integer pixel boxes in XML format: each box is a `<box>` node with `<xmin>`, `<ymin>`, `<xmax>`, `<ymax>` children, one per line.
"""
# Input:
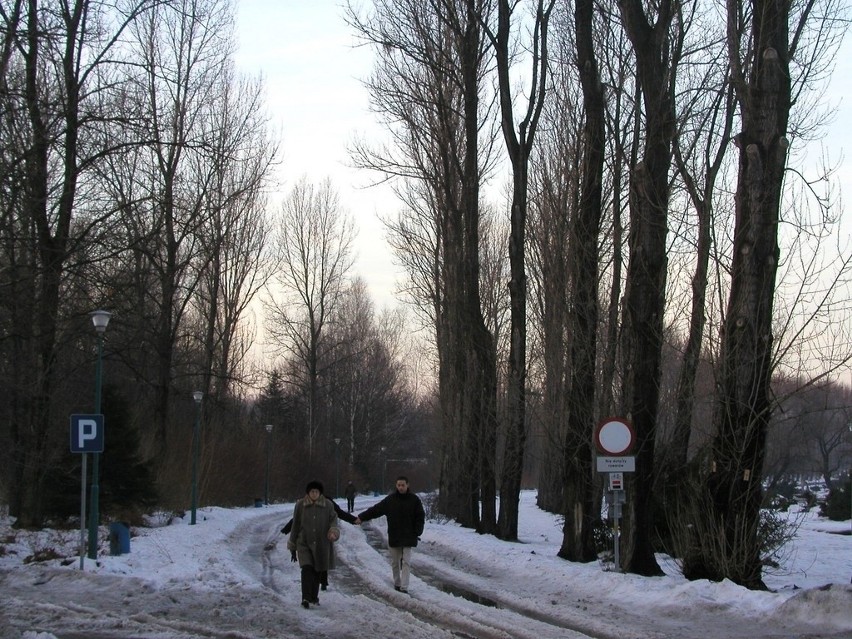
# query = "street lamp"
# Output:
<box><xmin>334</xmin><ymin>437</ymin><xmax>341</xmax><ymax>498</ymax></box>
<box><xmin>264</xmin><ymin>424</ymin><xmax>273</xmax><ymax>505</ymax></box>
<box><xmin>381</xmin><ymin>445</ymin><xmax>387</xmax><ymax>494</ymax></box>
<box><xmin>87</xmin><ymin>310</ymin><xmax>111</xmax><ymax>560</ymax></box>
<box><xmin>190</xmin><ymin>391</ymin><xmax>203</xmax><ymax>525</ymax></box>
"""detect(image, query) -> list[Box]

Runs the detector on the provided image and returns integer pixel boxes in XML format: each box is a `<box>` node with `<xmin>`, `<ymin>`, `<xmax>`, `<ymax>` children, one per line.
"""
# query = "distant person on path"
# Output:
<box><xmin>345</xmin><ymin>480</ymin><xmax>357</xmax><ymax>512</ymax></box>
<box><xmin>282</xmin><ymin>485</ymin><xmax>356</xmax><ymax>591</ymax></box>
<box><xmin>355</xmin><ymin>475</ymin><xmax>425</xmax><ymax>593</ymax></box>
<box><xmin>287</xmin><ymin>480</ymin><xmax>339</xmax><ymax>609</ymax></box>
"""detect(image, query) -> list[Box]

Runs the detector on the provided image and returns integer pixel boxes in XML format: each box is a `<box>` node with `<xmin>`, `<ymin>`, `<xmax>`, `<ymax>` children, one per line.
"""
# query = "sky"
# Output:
<box><xmin>233</xmin><ymin>1</ymin><xmax>402</xmax><ymax>311</ymax></box>
<box><xmin>1</xmin><ymin>491</ymin><xmax>850</xmax><ymax>638</ymax></box>
<box><xmin>231</xmin><ymin>2</ymin><xmax>852</xmax><ymax>318</ymax></box>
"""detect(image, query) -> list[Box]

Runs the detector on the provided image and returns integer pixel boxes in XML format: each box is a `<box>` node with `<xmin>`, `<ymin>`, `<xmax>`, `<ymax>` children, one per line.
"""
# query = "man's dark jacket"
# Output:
<box><xmin>358</xmin><ymin>491</ymin><xmax>425</xmax><ymax>548</ymax></box>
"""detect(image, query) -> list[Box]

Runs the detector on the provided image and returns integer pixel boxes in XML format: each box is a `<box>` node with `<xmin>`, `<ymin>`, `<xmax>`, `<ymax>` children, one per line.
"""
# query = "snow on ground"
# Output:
<box><xmin>0</xmin><ymin>491</ymin><xmax>850</xmax><ymax>639</ymax></box>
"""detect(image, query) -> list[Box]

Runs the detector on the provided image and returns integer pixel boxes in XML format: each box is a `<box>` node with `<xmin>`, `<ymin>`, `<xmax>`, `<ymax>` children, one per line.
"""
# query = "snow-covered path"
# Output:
<box><xmin>1</xmin><ymin>493</ymin><xmax>850</xmax><ymax>638</ymax></box>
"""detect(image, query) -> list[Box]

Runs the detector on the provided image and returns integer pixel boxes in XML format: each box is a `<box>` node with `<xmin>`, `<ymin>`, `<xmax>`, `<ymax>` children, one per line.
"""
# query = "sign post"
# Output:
<box><xmin>79</xmin><ymin>454</ymin><xmax>87</xmax><ymax>570</ymax></box>
<box><xmin>594</xmin><ymin>417</ymin><xmax>635</xmax><ymax>572</ymax></box>
<box><xmin>71</xmin><ymin>414</ymin><xmax>104</xmax><ymax>569</ymax></box>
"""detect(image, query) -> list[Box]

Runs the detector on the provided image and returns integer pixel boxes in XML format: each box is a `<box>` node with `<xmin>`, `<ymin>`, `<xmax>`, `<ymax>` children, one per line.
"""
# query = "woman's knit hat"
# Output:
<box><xmin>305</xmin><ymin>480</ymin><xmax>324</xmax><ymax>494</ymax></box>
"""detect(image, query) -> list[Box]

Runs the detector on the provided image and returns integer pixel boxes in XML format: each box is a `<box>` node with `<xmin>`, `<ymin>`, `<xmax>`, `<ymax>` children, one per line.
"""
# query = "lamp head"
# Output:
<box><xmin>192</xmin><ymin>390</ymin><xmax>203</xmax><ymax>404</ymax></box>
<box><xmin>265</xmin><ymin>424</ymin><xmax>273</xmax><ymax>433</ymax></box>
<box><xmin>334</xmin><ymin>437</ymin><xmax>341</xmax><ymax>445</ymax></box>
<box><xmin>90</xmin><ymin>310</ymin><xmax>112</xmax><ymax>333</ymax></box>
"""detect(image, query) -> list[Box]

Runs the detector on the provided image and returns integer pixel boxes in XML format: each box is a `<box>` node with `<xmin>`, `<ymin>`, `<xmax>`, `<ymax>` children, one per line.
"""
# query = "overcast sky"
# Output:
<box><xmin>234</xmin><ymin>1</ymin><xmax>401</xmax><ymax>311</ymax></box>
<box><xmin>233</xmin><ymin>2</ymin><xmax>852</xmax><ymax>324</ymax></box>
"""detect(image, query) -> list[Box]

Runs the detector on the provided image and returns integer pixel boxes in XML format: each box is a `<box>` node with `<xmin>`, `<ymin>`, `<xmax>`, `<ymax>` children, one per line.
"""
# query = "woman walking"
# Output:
<box><xmin>287</xmin><ymin>480</ymin><xmax>340</xmax><ymax>608</ymax></box>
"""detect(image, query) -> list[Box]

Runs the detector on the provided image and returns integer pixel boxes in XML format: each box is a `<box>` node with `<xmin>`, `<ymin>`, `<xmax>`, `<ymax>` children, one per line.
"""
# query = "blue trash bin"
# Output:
<box><xmin>109</xmin><ymin>522</ymin><xmax>130</xmax><ymax>555</ymax></box>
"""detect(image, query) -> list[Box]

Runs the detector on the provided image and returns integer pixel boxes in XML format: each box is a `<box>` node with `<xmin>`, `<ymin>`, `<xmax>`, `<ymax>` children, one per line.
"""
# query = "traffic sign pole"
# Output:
<box><xmin>79</xmin><ymin>453</ymin><xmax>87</xmax><ymax>570</ymax></box>
<box><xmin>613</xmin><ymin>494</ymin><xmax>620</xmax><ymax>570</ymax></box>
<box><xmin>594</xmin><ymin>418</ymin><xmax>634</xmax><ymax>573</ymax></box>
<box><xmin>70</xmin><ymin>413</ymin><xmax>104</xmax><ymax>568</ymax></box>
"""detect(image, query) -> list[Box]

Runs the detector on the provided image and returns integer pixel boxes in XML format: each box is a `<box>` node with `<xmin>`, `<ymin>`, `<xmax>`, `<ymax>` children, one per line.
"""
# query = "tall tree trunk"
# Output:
<box><xmin>439</xmin><ymin>190</ymin><xmax>480</xmax><ymax>526</ymax></box>
<box><xmin>500</xmin><ymin>176</ymin><xmax>529</xmax><ymax>539</ymax></box>
<box><xmin>617</xmin><ymin>0</ymin><xmax>675</xmax><ymax>576</ymax></box>
<box><xmin>558</xmin><ymin>0</ymin><xmax>604</xmax><ymax>563</ymax></box>
<box><xmin>462</xmin><ymin>0</ymin><xmax>497</xmax><ymax>533</ymax></box>
<box><xmin>705</xmin><ymin>0</ymin><xmax>791</xmax><ymax>589</ymax></box>
<box><xmin>14</xmin><ymin>0</ymin><xmax>84</xmax><ymax>526</ymax></box>
<box><xmin>494</xmin><ymin>0</ymin><xmax>554</xmax><ymax>542</ymax></box>
<box><xmin>536</xmin><ymin>279</ymin><xmax>567</xmax><ymax>513</ymax></box>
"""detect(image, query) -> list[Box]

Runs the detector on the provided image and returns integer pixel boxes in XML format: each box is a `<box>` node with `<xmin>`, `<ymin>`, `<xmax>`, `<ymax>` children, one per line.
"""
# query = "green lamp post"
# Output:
<box><xmin>190</xmin><ymin>390</ymin><xmax>203</xmax><ymax>525</ymax></box>
<box><xmin>334</xmin><ymin>437</ymin><xmax>341</xmax><ymax>498</ymax></box>
<box><xmin>87</xmin><ymin>309</ymin><xmax>111</xmax><ymax>560</ymax></box>
<box><xmin>381</xmin><ymin>445</ymin><xmax>387</xmax><ymax>494</ymax></box>
<box><xmin>264</xmin><ymin>424</ymin><xmax>273</xmax><ymax>505</ymax></box>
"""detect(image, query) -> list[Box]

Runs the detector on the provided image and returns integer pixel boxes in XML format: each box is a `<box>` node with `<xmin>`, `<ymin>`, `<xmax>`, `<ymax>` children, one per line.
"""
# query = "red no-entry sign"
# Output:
<box><xmin>594</xmin><ymin>417</ymin><xmax>635</xmax><ymax>456</ymax></box>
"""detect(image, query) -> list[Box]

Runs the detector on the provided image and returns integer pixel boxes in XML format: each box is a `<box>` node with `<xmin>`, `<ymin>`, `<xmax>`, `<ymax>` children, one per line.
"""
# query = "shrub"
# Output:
<box><xmin>421</xmin><ymin>492</ymin><xmax>448</xmax><ymax>524</ymax></box>
<box><xmin>757</xmin><ymin>508</ymin><xmax>795</xmax><ymax>568</ymax></box>
<box><xmin>24</xmin><ymin>547</ymin><xmax>62</xmax><ymax>564</ymax></box>
<box><xmin>798</xmin><ymin>489</ymin><xmax>817</xmax><ymax>511</ymax></box>
<box><xmin>592</xmin><ymin>518</ymin><xmax>613</xmax><ymax>556</ymax></box>
<box><xmin>764</xmin><ymin>479</ymin><xmax>798</xmax><ymax>511</ymax></box>
<box><xmin>666</xmin><ymin>472</ymin><xmax>801</xmax><ymax>586</ymax></box>
<box><xmin>819</xmin><ymin>480</ymin><xmax>851</xmax><ymax>521</ymax></box>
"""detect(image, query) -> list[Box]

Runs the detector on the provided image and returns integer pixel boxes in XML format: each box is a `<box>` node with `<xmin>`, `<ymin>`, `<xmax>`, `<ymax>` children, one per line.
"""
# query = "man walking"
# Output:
<box><xmin>344</xmin><ymin>480</ymin><xmax>357</xmax><ymax>513</ymax></box>
<box><xmin>355</xmin><ymin>476</ymin><xmax>425</xmax><ymax>593</ymax></box>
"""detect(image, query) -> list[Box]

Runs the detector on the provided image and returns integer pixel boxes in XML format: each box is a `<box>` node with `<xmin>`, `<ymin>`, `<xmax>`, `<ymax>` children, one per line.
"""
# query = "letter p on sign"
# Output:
<box><xmin>70</xmin><ymin>414</ymin><xmax>104</xmax><ymax>453</ymax></box>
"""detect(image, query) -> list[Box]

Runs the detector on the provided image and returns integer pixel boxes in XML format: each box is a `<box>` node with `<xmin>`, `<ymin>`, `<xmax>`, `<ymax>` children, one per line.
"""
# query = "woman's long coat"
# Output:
<box><xmin>287</xmin><ymin>495</ymin><xmax>339</xmax><ymax>571</ymax></box>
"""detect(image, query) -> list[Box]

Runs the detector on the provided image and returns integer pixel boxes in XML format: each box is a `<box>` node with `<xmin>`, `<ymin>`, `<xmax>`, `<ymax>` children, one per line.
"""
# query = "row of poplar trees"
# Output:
<box><xmin>346</xmin><ymin>0</ymin><xmax>849</xmax><ymax>590</ymax></box>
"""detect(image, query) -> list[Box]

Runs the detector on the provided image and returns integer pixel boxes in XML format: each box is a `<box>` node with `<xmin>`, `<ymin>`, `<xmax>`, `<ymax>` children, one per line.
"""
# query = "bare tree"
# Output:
<box><xmin>555</xmin><ymin>0</ymin><xmax>606</xmax><ymax>563</ymax></box>
<box><xmin>616</xmin><ymin>0</ymin><xmax>677</xmax><ymax>576</ymax></box>
<box><xmin>348</xmin><ymin>0</ymin><xmax>500</xmax><ymax>532</ymax></box>
<box><xmin>119</xmin><ymin>0</ymin><xmax>237</xmax><ymax>461</ymax></box>
<box><xmin>0</xmin><ymin>0</ymin><xmax>158</xmax><ymax>526</ymax></box>
<box><xmin>595</xmin><ymin>13</ymin><xmax>634</xmax><ymax>422</ymax></box>
<box><xmin>485</xmin><ymin>0</ymin><xmax>555</xmax><ymax>541</ymax></box>
<box><xmin>692</xmin><ymin>0</ymin><xmax>825</xmax><ymax>589</ymax></box>
<box><xmin>323</xmin><ymin>278</ymin><xmax>415</xmax><ymax>483</ymax></box>
<box><xmin>191</xmin><ymin>67</ymin><xmax>277</xmax><ymax>401</ymax></box>
<box><xmin>265</xmin><ymin>177</ymin><xmax>355</xmax><ymax>462</ymax></box>
<box><xmin>526</xmin><ymin>48</ymin><xmax>580</xmax><ymax>515</ymax></box>
<box><xmin>794</xmin><ymin>383</ymin><xmax>852</xmax><ymax>489</ymax></box>
<box><xmin>666</xmin><ymin>7</ymin><xmax>735</xmax><ymax>476</ymax></box>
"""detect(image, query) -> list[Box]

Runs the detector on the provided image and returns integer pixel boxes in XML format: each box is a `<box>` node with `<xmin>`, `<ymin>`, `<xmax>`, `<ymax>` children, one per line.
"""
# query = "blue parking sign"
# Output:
<box><xmin>70</xmin><ymin>414</ymin><xmax>104</xmax><ymax>453</ymax></box>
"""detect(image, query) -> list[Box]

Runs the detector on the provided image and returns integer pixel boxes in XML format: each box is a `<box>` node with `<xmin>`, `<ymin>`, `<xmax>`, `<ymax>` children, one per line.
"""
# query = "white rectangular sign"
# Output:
<box><xmin>597</xmin><ymin>456</ymin><xmax>635</xmax><ymax>472</ymax></box>
<box><xmin>609</xmin><ymin>472</ymin><xmax>624</xmax><ymax>490</ymax></box>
